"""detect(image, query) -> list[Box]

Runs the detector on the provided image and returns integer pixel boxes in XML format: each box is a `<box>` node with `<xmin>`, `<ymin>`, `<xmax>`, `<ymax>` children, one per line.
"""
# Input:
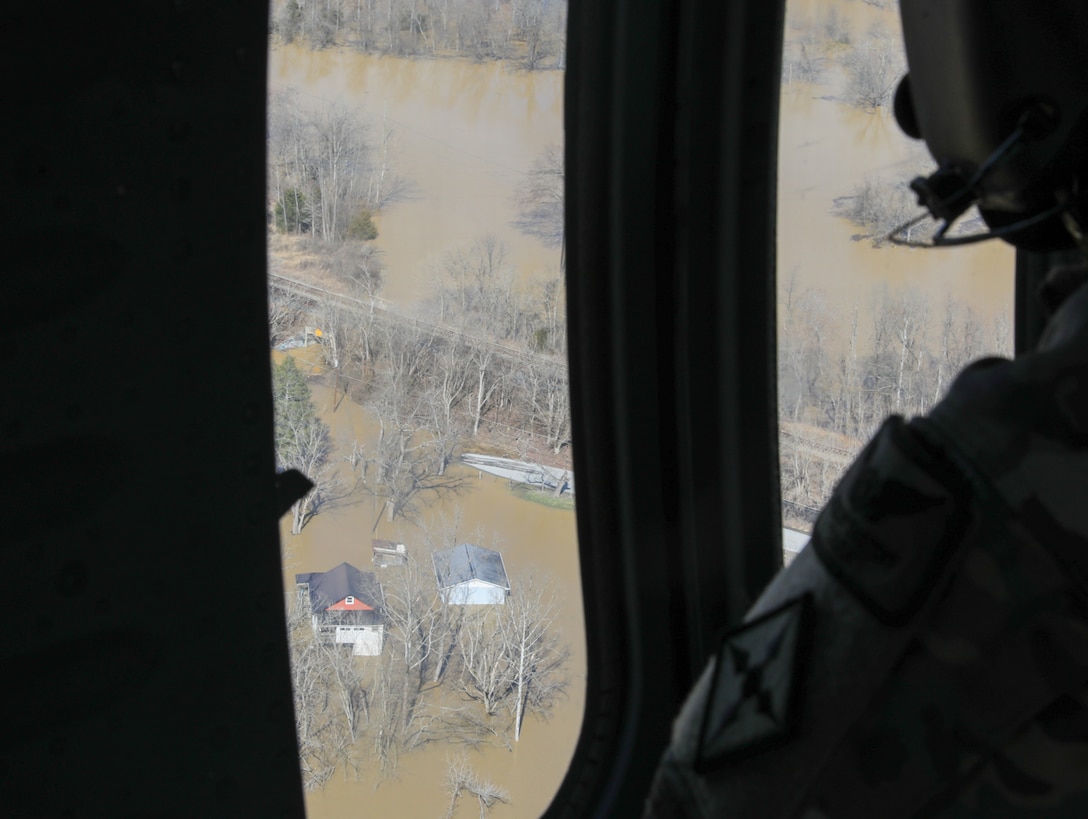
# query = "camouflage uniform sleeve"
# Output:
<box><xmin>644</xmin><ymin>413</ymin><xmax>1088</xmax><ymax>818</ymax></box>
<box><xmin>644</xmin><ymin>283</ymin><xmax>1088</xmax><ymax>818</ymax></box>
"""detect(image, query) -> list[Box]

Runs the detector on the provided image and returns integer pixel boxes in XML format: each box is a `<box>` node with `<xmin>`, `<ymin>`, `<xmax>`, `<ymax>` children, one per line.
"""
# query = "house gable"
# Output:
<box><xmin>294</xmin><ymin>562</ymin><xmax>384</xmax><ymax>614</ymax></box>
<box><xmin>326</xmin><ymin>596</ymin><xmax>374</xmax><ymax>611</ymax></box>
<box><xmin>432</xmin><ymin>544</ymin><xmax>510</xmax><ymax>603</ymax></box>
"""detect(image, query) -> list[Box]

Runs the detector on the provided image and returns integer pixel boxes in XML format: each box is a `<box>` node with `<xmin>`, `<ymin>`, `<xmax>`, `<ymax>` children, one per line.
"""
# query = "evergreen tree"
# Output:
<box><xmin>272</xmin><ymin>356</ymin><xmax>336</xmax><ymax>533</ymax></box>
<box><xmin>274</xmin><ymin>188</ymin><xmax>311</xmax><ymax>234</ymax></box>
<box><xmin>346</xmin><ymin>209</ymin><xmax>379</xmax><ymax>241</ymax></box>
<box><xmin>272</xmin><ymin>356</ymin><xmax>317</xmax><ymax>465</ymax></box>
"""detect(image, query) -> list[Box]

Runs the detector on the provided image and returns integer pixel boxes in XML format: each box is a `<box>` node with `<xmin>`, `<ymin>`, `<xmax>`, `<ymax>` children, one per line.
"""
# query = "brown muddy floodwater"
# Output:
<box><xmin>269</xmin><ymin>30</ymin><xmax>1013</xmax><ymax>341</ymax></box>
<box><xmin>277</xmin><ymin>347</ymin><xmax>584</xmax><ymax>819</ymax></box>
<box><xmin>270</xmin><ymin>45</ymin><xmax>565</xmax><ymax>307</ymax></box>
<box><xmin>269</xmin><ymin>47</ymin><xmax>577</xmax><ymax>818</ymax></box>
<box><xmin>779</xmin><ymin>84</ymin><xmax>1014</xmax><ymax>327</ymax></box>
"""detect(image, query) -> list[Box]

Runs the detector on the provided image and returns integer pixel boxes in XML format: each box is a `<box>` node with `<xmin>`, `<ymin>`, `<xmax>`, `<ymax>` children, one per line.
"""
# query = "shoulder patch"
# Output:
<box><xmin>696</xmin><ymin>594</ymin><xmax>813</xmax><ymax>771</ymax></box>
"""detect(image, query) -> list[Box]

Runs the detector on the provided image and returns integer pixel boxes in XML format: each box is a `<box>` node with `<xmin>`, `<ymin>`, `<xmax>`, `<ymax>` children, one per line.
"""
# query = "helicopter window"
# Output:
<box><xmin>777</xmin><ymin>0</ymin><xmax>1014</xmax><ymax>563</ymax></box>
<box><xmin>265</xmin><ymin>4</ymin><xmax>582</xmax><ymax>815</ymax></box>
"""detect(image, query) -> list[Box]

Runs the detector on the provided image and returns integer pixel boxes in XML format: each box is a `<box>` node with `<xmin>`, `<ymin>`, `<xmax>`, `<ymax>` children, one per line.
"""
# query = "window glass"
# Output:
<box><xmin>266</xmin><ymin>4</ymin><xmax>581</xmax><ymax>815</ymax></box>
<box><xmin>778</xmin><ymin>0</ymin><xmax>1014</xmax><ymax>563</ymax></box>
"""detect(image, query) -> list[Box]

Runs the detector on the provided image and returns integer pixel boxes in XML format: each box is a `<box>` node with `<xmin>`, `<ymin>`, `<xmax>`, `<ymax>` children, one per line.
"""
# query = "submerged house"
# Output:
<box><xmin>295</xmin><ymin>562</ymin><xmax>385</xmax><ymax>656</ymax></box>
<box><xmin>432</xmin><ymin>543</ymin><xmax>511</xmax><ymax>605</ymax></box>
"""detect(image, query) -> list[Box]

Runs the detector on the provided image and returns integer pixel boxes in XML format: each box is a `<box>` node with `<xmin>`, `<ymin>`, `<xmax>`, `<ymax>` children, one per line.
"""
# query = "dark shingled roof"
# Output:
<box><xmin>295</xmin><ymin>562</ymin><xmax>384</xmax><ymax>614</ymax></box>
<box><xmin>433</xmin><ymin>543</ymin><xmax>510</xmax><ymax>590</ymax></box>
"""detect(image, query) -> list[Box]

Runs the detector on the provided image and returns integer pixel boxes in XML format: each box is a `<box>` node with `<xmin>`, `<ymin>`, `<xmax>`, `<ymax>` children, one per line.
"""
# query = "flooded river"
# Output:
<box><xmin>779</xmin><ymin>0</ymin><xmax>1014</xmax><ymax>322</ymax></box>
<box><xmin>270</xmin><ymin>45</ymin><xmax>565</xmax><ymax>306</ymax></box>
<box><xmin>269</xmin><ymin>1</ymin><xmax>1017</xmax><ymax>814</ymax></box>
<box><xmin>270</xmin><ymin>32</ymin><xmax>1013</xmax><ymax>335</ymax></box>
<box><xmin>778</xmin><ymin>79</ymin><xmax>1014</xmax><ymax>323</ymax></box>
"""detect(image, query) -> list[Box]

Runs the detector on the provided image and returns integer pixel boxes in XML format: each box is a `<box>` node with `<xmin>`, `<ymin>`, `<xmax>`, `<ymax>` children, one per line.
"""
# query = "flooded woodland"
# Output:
<box><xmin>277</xmin><ymin>347</ymin><xmax>581</xmax><ymax>818</ymax></box>
<box><xmin>268</xmin><ymin>0</ymin><xmax>1015</xmax><ymax>815</ymax></box>
<box><xmin>270</xmin><ymin>35</ymin><xmax>577</xmax><ymax>818</ymax></box>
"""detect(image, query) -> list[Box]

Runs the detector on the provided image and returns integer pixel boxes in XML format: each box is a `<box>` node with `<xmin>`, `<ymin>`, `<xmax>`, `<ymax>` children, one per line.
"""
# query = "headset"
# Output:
<box><xmin>890</xmin><ymin>0</ymin><xmax>1088</xmax><ymax>252</ymax></box>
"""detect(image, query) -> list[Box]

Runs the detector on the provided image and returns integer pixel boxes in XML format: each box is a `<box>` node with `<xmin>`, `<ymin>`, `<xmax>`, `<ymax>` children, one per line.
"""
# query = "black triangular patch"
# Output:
<box><xmin>696</xmin><ymin>594</ymin><xmax>812</xmax><ymax>770</ymax></box>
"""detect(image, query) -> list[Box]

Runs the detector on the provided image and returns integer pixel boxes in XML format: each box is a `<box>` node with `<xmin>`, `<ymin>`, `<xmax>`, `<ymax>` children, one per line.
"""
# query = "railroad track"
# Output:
<box><xmin>271</xmin><ymin>273</ymin><xmax>862</xmax><ymax>473</ymax></box>
<box><xmin>269</xmin><ymin>272</ymin><xmax>557</xmax><ymax>369</ymax></box>
<box><xmin>778</xmin><ymin>429</ymin><xmax>857</xmax><ymax>468</ymax></box>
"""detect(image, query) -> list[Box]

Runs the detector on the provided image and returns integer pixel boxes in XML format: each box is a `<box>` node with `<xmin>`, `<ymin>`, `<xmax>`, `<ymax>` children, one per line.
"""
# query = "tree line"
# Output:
<box><xmin>778</xmin><ymin>275</ymin><xmax>1011</xmax><ymax>527</ymax></box>
<box><xmin>288</xmin><ymin>531</ymin><xmax>568</xmax><ymax>791</ymax></box>
<box><xmin>270</xmin><ymin>233</ymin><xmax>569</xmax><ymax>532</ymax></box>
<box><xmin>273</xmin><ymin>0</ymin><xmax>568</xmax><ymax>70</ymax></box>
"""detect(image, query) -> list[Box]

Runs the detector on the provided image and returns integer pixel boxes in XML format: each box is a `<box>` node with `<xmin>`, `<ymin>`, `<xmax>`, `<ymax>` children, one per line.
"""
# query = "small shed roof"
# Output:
<box><xmin>433</xmin><ymin>544</ymin><xmax>510</xmax><ymax>591</ymax></box>
<box><xmin>295</xmin><ymin>562</ymin><xmax>384</xmax><ymax>614</ymax></box>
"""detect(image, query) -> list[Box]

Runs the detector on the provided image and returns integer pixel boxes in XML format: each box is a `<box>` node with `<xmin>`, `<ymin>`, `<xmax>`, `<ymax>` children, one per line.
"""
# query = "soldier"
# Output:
<box><xmin>644</xmin><ymin>3</ymin><xmax>1088</xmax><ymax>816</ymax></box>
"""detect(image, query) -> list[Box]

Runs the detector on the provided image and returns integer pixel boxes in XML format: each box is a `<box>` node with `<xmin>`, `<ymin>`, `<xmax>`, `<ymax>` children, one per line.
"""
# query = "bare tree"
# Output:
<box><xmin>836</xmin><ymin>175</ymin><xmax>922</xmax><ymax>247</ymax></box>
<box><xmin>268</xmin><ymin>88</ymin><xmax>314</xmax><ymax>236</ymax></box>
<box><xmin>311</xmin><ymin>102</ymin><xmax>371</xmax><ymax>242</ymax></box>
<box><xmin>442</xmin><ymin>753</ymin><xmax>511</xmax><ymax>819</ymax></box>
<box><xmin>841</xmin><ymin>34</ymin><xmax>904</xmax><ymax>111</ymax></box>
<box><xmin>283</xmin><ymin>412</ymin><xmax>345</xmax><ymax>534</ymax></box>
<box><xmin>328</xmin><ymin>240</ymin><xmax>385</xmax><ymax>296</ymax></box>
<box><xmin>456</xmin><ymin>0</ymin><xmax>503</xmax><ymax>61</ymax></box>
<box><xmin>358</xmin><ymin>547</ymin><xmax>495</xmax><ymax>777</ymax></box>
<box><xmin>469</xmin><ymin>346</ymin><xmax>504</xmax><ymax>436</ymax></box>
<box><xmin>365</xmin><ymin>109</ymin><xmax>414</xmax><ymax>209</ymax></box>
<box><xmin>426</xmin><ymin>337</ymin><xmax>473</xmax><ymax>474</ymax></box>
<box><xmin>433</xmin><ymin>235</ymin><xmax>510</xmax><ymax>320</ymax></box>
<box><xmin>778</xmin><ymin>273</ymin><xmax>833</xmax><ymax>424</ymax></box>
<box><xmin>527</xmin><ymin>267</ymin><xmax>567</xmax><ymax>355</ymax></box>
<box><xmin>501</xmin><ymin>574</ymin><xmax>568</xmax><ymax>742</ymax></box>
<box><xmin>366</xmin><ymin>322</ymin><xmax>470</xmax><ymax>522</ymax></box>
<box><xmin>382</xmin><ymin>546</ymin><xmax>462</xmax><ymax>689</ymax></box>
<box><xmin>511</xmin><ymin>0</ymin><xmax>562</xmax><ymax>70</ymax></box>
<box><xmin>891</xmin><ymin>288</ymin><xmax>929</xmax><ymax>413</ymax></box>
<box><xmin>289</xmin><ymin>614</ymin><xmax>336</xmax><ymax>790</ymax></box>
<box><xmin>457</xmin><ymin>608</ymin><xmax>513</xmax><ymax>717</ymax></box>
<box><xmin>370</xmin><ymin>409</ymin><xmax>432</xmax><ymax>523</ymax></box>
<box><xmin>268</xmin><ymin>278</ymin><xmax>306</xmax><ymax>346</ymax></box>
<box><xmin>366</xmin><ymin>648</ymin><xmax>410</xmax><ymax>775</ymax></box>
<box><xmin>322</xmin><ymin>241</ymin><xmax>385</xmax><ymax>374</ymax></box>
<box><xmin>835</xmin><ymin>306</ymin><xmax>866</xmax><ymax>436</ymax></box>
<box><xmin>514</xmin><ymin>144</ymin><xmax>565</xmax><ymax>247</ymax></box>
<box><xmin>524</xmin><ymin>359</ymin><xmax>571</xmax><ymax>454</ymax></box>
<box><xmin>456</xmin><ymin>573</ymin><xmax>568</xmax><ymax>742</ymax></box>
<box><xmin>776</xmin><ymin>282</ymin><xmax>1013</xmax><ymax>531</ymax></box>
<box><xmin>427</xmin><ymin>235</ymin><xmax>547</xmax><ymax>347</ymax></box>
<box><xmin>287</xmin><ymin>595</ymin><xmax>364</xmax><ymax>790</ymax></box>
<box><xmin>314</xmin><ymin>302</ymin><xmax>351</xmax><ymax>373</ymax></box>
